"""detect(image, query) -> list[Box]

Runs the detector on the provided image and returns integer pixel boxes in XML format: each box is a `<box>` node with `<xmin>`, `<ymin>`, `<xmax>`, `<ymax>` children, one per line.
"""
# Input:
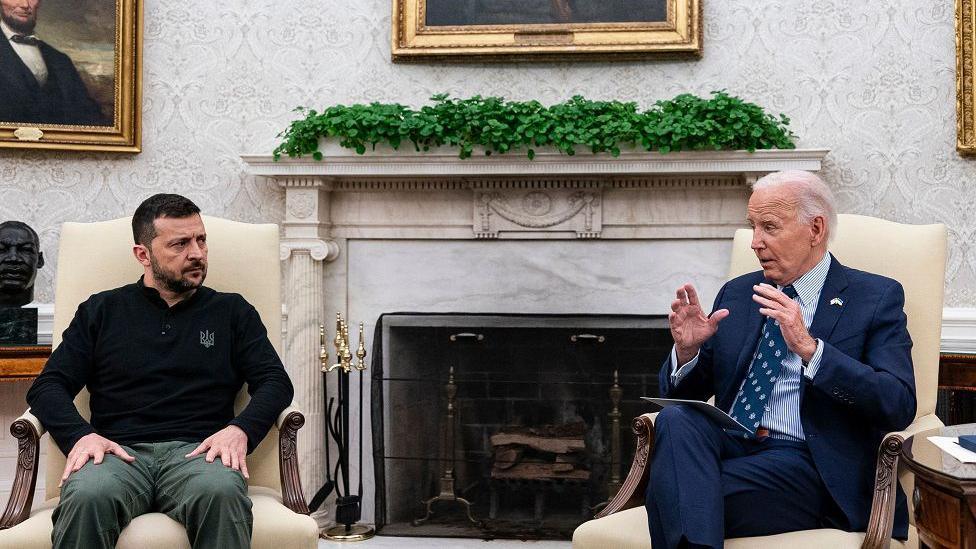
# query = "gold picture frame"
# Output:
<box><xmin>392</xmin><ymin>0</ymin><xmax>701</xmax><ymax>62</ymax></box>
<box><xmin>958</xmin><ymin>0</ymin><xmax>976</xmax><ymax>154</ymax></box>
<box><xmin>0</xmin><ymin>0</ymin><xmax>142</xmax><ymax>153</ymax></box>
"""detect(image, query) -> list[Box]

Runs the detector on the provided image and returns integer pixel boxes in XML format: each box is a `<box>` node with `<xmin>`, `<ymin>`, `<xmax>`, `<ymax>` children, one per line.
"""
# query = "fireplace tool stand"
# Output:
<box><xmin>412</xmin><ymin>332</ymin><xmax>484</xmax><ymax>527</ymax></box>
<box><xmin>311</xmin><ymin>314</ymin><xmax>375</xmax><ymax>542</ymax></box>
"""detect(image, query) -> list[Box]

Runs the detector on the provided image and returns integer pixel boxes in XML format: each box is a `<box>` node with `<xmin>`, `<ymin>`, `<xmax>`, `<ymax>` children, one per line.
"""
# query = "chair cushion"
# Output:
<box><xmin>0</xmin><ymin>487</ymin><xmax>318</xmax><ymax>549</ymax></box>
<box><xmin>572</xmin><ymin>508</ymin><xmax>648</xmax><ymax>549</ymax></box>
<box><xmin>571</xmin><ymin>507</ymin><xmax>917</xmax><ymax>549</ymax></box>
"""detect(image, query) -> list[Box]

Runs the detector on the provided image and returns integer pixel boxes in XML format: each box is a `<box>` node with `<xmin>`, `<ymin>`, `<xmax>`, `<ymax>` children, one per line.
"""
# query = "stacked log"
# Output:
<box><xmin>490</xmin><ymin>423</ymin><xmax>589</xmax><ymax>481</ymax></box>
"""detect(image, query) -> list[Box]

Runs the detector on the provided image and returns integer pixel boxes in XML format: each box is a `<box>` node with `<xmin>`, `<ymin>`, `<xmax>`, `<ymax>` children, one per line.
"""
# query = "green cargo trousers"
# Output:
<box><xmin>51</xmin><ymin>441</ymin><xmax>252</xmax><ymax>549</ymax></box>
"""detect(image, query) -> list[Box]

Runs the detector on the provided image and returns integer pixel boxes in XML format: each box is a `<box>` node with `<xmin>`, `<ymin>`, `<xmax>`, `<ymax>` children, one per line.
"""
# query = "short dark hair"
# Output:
<box><xmin>0</xmin><ymin>221</ymin><xmax>40</xmax><ymax>247</ymax></box>
<box><xmin>132</xmin><ymin>194</ymin><xmax>201</xmax><ymax>246</ymax></box>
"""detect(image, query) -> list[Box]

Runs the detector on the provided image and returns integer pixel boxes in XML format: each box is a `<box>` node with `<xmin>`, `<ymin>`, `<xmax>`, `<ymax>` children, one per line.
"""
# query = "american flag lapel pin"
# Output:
<box><xmin>830</xmin><ymin>297</ymin><xmax>844</xmax><ymax>307</ymax></box>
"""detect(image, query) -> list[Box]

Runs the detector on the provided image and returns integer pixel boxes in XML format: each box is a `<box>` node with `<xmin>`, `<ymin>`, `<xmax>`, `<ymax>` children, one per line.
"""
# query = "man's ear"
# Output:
<box><xmin>36</xmin><ymin>251</ymin><xmax>44</xmax><ymax>269</ymax></box>
<box><xmin>810</xmin><ymin>215</ymin><xmax>827</xmax><ymax>247</ymax></box>
<box><xmin>132</xmin><ymin>244</ymin><xmax>151</xmax><ymax>267</ymax></box>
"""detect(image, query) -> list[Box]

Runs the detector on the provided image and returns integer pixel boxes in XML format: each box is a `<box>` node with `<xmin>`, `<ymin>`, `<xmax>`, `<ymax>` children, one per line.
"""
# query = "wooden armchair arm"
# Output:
<box><xmin>277</xmin><ymin>406</ymin><xmax>310</xmax><ymax>515</ymax></box>
<box><xmin>861</xmin><ymin>413</ymin><xmax>943</xmax><ymax>549</ymax></box>
<box><xmin>0</xmin><ymin>411</ymin><xmax>42</xmax><ymax>530</ymax></box>
<box><xmin>595</xmin><ymin>412</ymin><xmax>657</xmax><ymax>519</ymax></box>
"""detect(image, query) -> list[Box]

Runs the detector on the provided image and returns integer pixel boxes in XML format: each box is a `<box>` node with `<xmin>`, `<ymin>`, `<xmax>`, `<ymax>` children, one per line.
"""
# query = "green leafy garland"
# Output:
<box><xmin>273</xmin><ymin>91</ymin><xmax>795</xmax><ymax>161</ymax></box>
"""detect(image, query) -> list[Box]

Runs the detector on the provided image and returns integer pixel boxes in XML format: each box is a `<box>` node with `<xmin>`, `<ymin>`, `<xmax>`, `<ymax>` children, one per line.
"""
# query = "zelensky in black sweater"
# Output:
<box><xmin>25</xmin><ymin>193</ymin><xmax>294</xmax><ymax>548</ymax></box>
<box><xmin>27</xmin><ymin>279</ymin><xmax>293</xmax><ymax>457</ymax></box>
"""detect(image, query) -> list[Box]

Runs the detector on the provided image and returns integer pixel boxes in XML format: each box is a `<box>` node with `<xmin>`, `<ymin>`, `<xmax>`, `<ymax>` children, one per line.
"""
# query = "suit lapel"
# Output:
<box><xmin>809</xmin><ymin>254</ymin><xmax>849</xmax><ymax>342</ymax></box>
<box><xmin>0</xmin><ymin>34</ymin><xmax>41</xmax><ymax>93</ymax></box>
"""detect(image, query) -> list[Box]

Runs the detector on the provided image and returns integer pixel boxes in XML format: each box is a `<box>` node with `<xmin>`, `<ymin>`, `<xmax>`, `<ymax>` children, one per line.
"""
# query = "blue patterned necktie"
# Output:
<box><xmin>728</xmin><ymin>284</ymin><xmax>798</xmax><ymax>438</ymax></box>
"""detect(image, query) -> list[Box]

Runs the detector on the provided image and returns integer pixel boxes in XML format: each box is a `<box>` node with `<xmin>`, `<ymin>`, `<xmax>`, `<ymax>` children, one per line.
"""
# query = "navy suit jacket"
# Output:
<box><xmin>659</xmin><ymin>255</ymin><xmax>916</xmax><ymax>538</ymax></box>
<box><xmin>0</xmin><ymin>33</ymin><xmax>106</xmax><ymax>126</ymax></box>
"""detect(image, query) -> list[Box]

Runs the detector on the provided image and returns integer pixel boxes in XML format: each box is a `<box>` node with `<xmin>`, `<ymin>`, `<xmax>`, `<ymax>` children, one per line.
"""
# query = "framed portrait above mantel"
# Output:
<box><xmin>0</xmin><ymin>0</ymin><xmax>142</xmax><ymax>153</ymax></box>
<box><xmin>959</xmin><ymin>0</ymin><xmax>976</xmax><ymax>155</ymax></box>
<box><xmin>392</xmin><ymin>0</ymin><xmax>701</xmax><ymax>62</ymax></box>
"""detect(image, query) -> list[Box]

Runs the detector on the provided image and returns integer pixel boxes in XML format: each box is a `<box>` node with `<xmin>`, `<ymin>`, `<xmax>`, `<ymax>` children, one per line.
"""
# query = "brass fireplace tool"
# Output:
<box><xmin>311</xmin><ymin>313</ymin><xmax>374</xmax><ymax>542</ymax></box>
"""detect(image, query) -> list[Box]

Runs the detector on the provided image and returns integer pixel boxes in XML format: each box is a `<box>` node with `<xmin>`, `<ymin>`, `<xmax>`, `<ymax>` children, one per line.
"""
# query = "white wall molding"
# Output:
<box><xmin>942</xmin><ymin>308</ymin><xmax>976</xmax><ymax>354</ymax></box>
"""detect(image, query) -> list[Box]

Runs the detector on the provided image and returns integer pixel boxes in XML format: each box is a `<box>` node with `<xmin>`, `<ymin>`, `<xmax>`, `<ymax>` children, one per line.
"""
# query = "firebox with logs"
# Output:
<box><xmin>371</xmin><ymin>313</ymin><xmax>673</xmax><ymax>539</ymax></box>
<box><xmin>489</xmin><ymin>423</ymin><xmax>591</xmax><ymax>520</ymax></box>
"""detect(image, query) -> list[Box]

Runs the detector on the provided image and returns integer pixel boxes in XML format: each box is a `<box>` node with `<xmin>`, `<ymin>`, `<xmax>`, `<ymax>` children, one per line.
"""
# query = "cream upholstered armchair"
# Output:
<box><xmin>573</xmin><ymin>214</ymin><xmax>947</xmax><ymax>549</ymax></box>
<box><xmin>0</xmin><ymin>216</ymin><xmax>319</xmax><ymax>549</ymax></box>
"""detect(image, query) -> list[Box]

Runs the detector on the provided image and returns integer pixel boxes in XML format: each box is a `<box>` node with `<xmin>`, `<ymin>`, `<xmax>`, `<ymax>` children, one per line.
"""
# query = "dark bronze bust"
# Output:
<box><xmin>0</xmin><ymin>220</ymin><xmax>44</xmax><ymax>307</ymax></box>
<box><xmin>0</xmin><ymin>221</ymin><xmax>43</xmax><ymax>344</ymax></box>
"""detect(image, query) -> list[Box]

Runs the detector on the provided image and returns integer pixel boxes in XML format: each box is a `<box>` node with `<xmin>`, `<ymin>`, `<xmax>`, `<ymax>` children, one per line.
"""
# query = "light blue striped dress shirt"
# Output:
<box><xmin>670</xmin><ymin>253</ymin><xmax>832</xmax><ymax>441</ymax></box>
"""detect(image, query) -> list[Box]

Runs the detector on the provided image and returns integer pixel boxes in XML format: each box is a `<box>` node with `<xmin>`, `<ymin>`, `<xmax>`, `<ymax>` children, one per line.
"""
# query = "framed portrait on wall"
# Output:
<box><xmin>392</xmin><ymin>0</ymin><xmax>701</xmax><ymax>61</ymax></box>
<box><xmin>0</xmin><ymin>0</ymin><xmax>141</xmax><ymax>152</ymax></box>
<box><xmin>959</xmin><ymin>0</ymin><xmax>976</xmax><ymax>154</ymax></box>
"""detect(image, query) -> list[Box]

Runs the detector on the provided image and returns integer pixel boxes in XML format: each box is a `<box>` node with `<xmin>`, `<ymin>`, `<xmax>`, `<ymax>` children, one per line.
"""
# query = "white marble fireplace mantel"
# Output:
<box><xmin>240</xmin><ymin>147</ymin><xmax>828</xmax><ymax>525</ymax></box>
<box><xmin>243</xmin><ymin>147</ymin><xmax>829</xmax><ymax>241</ymax></box>
<box><xmin>244</xmin><ymin>145</ymin><xmax>828</xmax><ymax>178</ymax></box>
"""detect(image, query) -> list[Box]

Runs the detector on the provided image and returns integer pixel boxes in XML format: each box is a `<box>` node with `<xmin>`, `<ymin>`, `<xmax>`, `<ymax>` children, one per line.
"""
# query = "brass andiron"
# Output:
<box><xmin>608</xmin><ymin>369</ymin><xmax>623</xmax><ymax>498</ymax></box>
<box><xmin>413</xmin><ymin>361</ymin><xmax>483</xmax><ymax>527</ymax></box>
<box><xmin>316</xmin><ymin>313</ymin><xmax>374</xmax><ymax>542</ymax></box>
<box><xmin>593</xmin><ymin>369</ymin><xmax>623</xmax><ymax>514</ymax></box>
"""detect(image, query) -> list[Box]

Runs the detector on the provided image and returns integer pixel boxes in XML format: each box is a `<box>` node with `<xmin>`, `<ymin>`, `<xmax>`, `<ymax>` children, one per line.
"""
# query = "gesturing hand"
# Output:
<box><xmin>185</xmin><ymin>425</ymin><xmax>250</xmax><ymax>478</ymax></box>
<box><xmin>669</xmin><ymin>283</ymin><xmax>729</xmax><ymax>364</ymax></box>
<box><xmin>752</xmin><ymin>283</ymin><xmax>817</xmax><ymax>362</ymax></box>
<box><xmin>61</xmin><ymin>433</ymin><xmax>135</xmax><ymax>487</ymax></box>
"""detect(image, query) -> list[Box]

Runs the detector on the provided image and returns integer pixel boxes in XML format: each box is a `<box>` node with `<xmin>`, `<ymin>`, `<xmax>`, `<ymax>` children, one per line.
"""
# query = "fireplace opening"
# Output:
<box><xmin>371</xmin><ymin>313</ymin><xmax>672</xmax><ymax>539</ymax></box>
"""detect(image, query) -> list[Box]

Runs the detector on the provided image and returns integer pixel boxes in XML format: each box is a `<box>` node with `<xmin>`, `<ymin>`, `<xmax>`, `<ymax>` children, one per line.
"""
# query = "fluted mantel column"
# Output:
<box><xmin>278</xmin><ymin>176</ymin><xmax>338</xmax><ymax>526</ymax></box>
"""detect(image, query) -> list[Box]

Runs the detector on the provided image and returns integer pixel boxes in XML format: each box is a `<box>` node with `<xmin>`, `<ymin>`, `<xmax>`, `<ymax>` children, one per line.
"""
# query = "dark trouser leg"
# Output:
<box><xmin>51</xmin><ymin>445</ymin><xmax>154</xmax><ymax>549</ymax></box>
<box><xmin>154</xmin><ymin>441</ymin><xmax>253</xmax><ymax>549</ymax></box>
<box><xmin>721</xmin><ymin>439</ymin><xmax>826</xmax><ymax>538</ymax></box>
<box><xmin>645</xmin><ymin>406</ymin><xmax>831</xmax><ymax>549</ymax></box>
<box><xmin>645</xmin><ymin>405</ymin><xmax>748</xmax><ymax>549</ymax></box>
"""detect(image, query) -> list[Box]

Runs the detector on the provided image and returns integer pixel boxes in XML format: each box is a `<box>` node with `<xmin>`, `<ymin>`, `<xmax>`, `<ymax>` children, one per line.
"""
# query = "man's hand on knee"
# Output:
<box><xmin>185</xmin><ymin>425</ymin><xmax>250</xmax><ymax>479</ymax></box>
<box><xmin>60</xmin><ymin>433</ymin><xmax>135</xmax><ymax>486</ymax></box>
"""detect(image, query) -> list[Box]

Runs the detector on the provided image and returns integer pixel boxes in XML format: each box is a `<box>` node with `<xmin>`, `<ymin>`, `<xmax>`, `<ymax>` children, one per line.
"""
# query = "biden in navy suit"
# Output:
<box><xmin>646</xmin><ymin>170</ymin><xmax>915</xmax><ymax>548</ymax></box>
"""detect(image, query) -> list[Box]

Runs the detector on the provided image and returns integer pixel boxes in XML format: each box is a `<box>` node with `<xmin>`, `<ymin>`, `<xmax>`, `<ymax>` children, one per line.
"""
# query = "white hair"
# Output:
<box><xmin>752</xmin><ymin>170</ymin><xmax>837</xmax><ymax>243</ymax></box>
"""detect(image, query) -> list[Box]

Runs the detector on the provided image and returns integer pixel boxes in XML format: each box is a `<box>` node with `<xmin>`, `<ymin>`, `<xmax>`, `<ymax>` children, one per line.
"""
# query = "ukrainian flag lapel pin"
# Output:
<box><xmin>830</xmin><ymin>297</ymin><xmax>844</xmax><ymax>307</ymax></box>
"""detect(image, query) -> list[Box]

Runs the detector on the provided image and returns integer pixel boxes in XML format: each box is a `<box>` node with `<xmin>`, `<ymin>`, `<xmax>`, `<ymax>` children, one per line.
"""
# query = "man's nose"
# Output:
<box><xmin>751</xmin><ymin>231</ymin><xmax>766</xmax><ymax>250</ymax></box>
<box><xmin>186</xmin><ymin>240</ymin><xmax>204</xmax><ymax>259</ymax></box>
<box><xmin>0</xmin><ymin>248</ymin><xmax>21</xmax><ymax>262</ymax></box>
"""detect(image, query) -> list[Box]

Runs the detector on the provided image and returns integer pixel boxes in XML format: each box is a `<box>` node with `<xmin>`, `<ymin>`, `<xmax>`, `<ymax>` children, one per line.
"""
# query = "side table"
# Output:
<box><xmin>903</xmin><ymin>424</ymin><xmax>976</xmax><ymax>548</ymax></box>
<box><xmin>940</xmin><ymin>354</ymin><xmax>976</xmax><ymax>425</ymax></box>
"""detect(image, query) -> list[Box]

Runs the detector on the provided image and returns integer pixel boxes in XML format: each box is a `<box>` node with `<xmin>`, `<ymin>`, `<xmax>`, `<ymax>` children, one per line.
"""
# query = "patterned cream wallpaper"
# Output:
<box><xmin>0</xmin><ymin>0</ymin><xmax>972</xmax><ymax>305</ymax></box>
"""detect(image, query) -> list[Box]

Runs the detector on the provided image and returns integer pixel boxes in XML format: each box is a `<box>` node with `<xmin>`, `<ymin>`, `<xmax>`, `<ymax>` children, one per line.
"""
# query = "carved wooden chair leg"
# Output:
<box><xmin>860</xmin><ymin>433</ymin><xmax>904</xmax><ymax>549</ymax></box>
<box><xmin>0</xmin><ymin>418</ymin><xmax>41</xmax><ymax>530</ymax></box>
<box><xmin>278</xmin><ymin>410</ymin><xmax>311</xmax><ymax>515</ymax></box>
<box><xmin>594</xmin><ymin>413</ymin><xmax>656</xmax><ymax>519</ymax></box>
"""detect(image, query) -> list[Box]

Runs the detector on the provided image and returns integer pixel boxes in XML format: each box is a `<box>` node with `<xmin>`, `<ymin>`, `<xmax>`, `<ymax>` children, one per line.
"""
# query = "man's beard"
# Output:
<box><xmin>2</xmin><ymin>13</ymin><xmax>36</xmax><ymax>35</ymax></box>
<box><xmin>149</xmin><ymin>255</ymin><xmax>207</xmax><ymax>294</ymax></box>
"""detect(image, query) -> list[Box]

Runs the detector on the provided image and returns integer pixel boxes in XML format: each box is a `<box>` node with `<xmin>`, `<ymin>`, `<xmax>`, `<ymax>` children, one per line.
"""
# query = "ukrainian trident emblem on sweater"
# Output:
<box><xmin>200</xmin><ymin>330</ymin><xmax>215</xmax><ymax>348</ymax></box>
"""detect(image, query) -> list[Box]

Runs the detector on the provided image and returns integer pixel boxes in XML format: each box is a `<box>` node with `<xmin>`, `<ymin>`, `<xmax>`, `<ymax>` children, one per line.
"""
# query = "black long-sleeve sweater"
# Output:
<box><xmin>26</xmin><ymin>279</ymin><xmax>294</xmax><ymax>456</ymax></box>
